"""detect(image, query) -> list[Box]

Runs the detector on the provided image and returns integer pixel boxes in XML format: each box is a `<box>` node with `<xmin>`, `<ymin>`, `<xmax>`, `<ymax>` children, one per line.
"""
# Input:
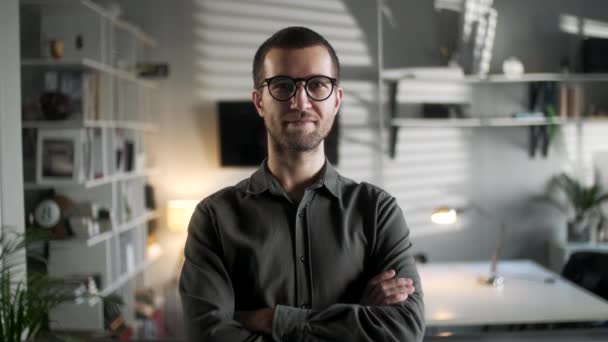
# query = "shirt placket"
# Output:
<box><xmin>294</xmin><ymin>190</ymin><xmax>314</xmax><ymax>310</ymax></box>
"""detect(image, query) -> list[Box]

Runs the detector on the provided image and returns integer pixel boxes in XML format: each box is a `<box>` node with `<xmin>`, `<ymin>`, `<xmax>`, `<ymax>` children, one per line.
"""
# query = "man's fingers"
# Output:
<box><xmin>377</xmin><ymin>286</ymin><xmax>414</xmax><ymax>305</ymax></box>
<box><xmin>368</xmin><ymin>283</ymin><xmax>415</xmax><ymax>305</ymax></box>
<box><xmin>375</xmin><ymin>278</ymin><xmax>413</xmax><ymax>294</ymax></box>
<box><xmin>368</xmin><ymin>269</ymin><xmax>396</xmax><ymax>286</ymax></box>
<box><xmin>362</xmin><ymin>270</ymin><xmax>397</xmax><ymax>301</ymax></box>
<box><xmin>369</xmin><ymin>279</ymin><xmax>413</xmax><ymax>300</ymax></box>
<box><xmin>383</xmin><ymin>292</ymin><xmax>410</xmax><ymax>305</ymax></box>
<box><xmin>361</xmin><ymin>275</ymin><xmax>415</xmax><ymax>305</ymax></box>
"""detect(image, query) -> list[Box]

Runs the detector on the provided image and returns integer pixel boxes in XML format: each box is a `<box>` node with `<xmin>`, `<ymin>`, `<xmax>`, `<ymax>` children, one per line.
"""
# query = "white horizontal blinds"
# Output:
<box><xmin>335</xmin><ymin>80</ymin><xmax>377</xmax><ymax>183</ymax></box>
<box><xmin>563</xmin><ymin>122</ymin><xmax>608</xmax><ymax>184</ymax></box>
<box><xmin>434</xmin><ymin>0</ymin><xmax>465</xmax><ymax>12</ymax></box>
<box><xmin>396</xmin><ymin>80</ymin><xmax>473</xmax><ymax>104</ymax></box>
<box><xmin>384</xmin><ymin>127</ymin><xmax>472</xmax><ymax>234</ymax></box>
<box><xmin>387</xmin><ymin>78</ymin><xmax>473</xmax><ymax>233</ymax></box>
<box><xmin>193</xmin><ymin>0</ymin><xmax>475</xmax><ymax>234</ymax></box>
<box><xmin>195</xmin><ymin>0</ymin><xmax>378</xmax><ymax>182</ymax></box>
<box><xmin>194</xmin><ymin>0</ymin><xmax>371</xmax><ymax>100</ymax></box>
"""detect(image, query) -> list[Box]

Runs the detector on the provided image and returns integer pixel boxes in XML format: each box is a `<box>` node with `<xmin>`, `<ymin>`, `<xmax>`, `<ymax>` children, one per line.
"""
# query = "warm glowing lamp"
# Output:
<box><xmin>430</xmin><ymin>206</ymin><xmax>458</xmax><ymax>225</ymax></box>
<box><xmin>167</xmin><ymin>200</ymin><xmax>198</xmax><ymax>232</ymax></box>
<box><xmin>167</xmin><ymin>199</ymin><xmax>198</xmax><ymax>279</ymax></box>
<box><xmin>431</xmin><ymin>204</ymin><xmax>506</xmax><ymax>287</ymax></box>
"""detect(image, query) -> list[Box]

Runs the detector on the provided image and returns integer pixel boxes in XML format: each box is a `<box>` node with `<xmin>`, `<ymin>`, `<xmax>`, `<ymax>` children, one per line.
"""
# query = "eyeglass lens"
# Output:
<box><xmin>268</xmin><ymin>76</ymin><xmax>334</xmax><ymax>101</ymax></box>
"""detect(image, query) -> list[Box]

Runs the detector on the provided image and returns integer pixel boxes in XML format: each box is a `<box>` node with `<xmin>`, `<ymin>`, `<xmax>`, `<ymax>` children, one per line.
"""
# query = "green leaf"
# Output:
<box><xmin>597</xmin><ymin>192</ymin><xmax>608</xmax><ymax>204</ymax></box>
<box><xmin>545</xmin><ymin>173</ymin><xmax>608</xmax><ymax>216</ymax></box>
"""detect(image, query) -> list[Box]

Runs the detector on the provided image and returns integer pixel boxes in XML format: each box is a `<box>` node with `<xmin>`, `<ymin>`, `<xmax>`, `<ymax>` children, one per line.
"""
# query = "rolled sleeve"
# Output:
<box><xmin>272</xmin><ymin>305</ymin><xmax>311</xmax><ymax>341</ymax></box>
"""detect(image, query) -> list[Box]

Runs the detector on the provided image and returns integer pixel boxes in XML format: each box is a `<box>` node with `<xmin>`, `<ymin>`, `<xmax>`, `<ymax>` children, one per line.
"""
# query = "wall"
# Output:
<box><xmin>119</xmin><ymin>0</ymin><xmax>608</xmax><ymax>286</ymax></box>
<box><xmin>122</xmin><ymin>0</ymin><xmax>380</xmax><ymax>287</ymax></box>
<box><xmin>372</xmin><ymin>0</ymin><xmax>608</xmax><ymax>263</ymax></box>
<box><xmin>0</xmin><ymin>0</ymin><xmax>25</xmax><ymax>237</ymax></box>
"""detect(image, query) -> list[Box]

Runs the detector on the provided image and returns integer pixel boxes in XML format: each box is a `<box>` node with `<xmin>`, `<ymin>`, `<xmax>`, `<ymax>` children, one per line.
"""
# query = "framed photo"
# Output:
<box><xmin>36</xmin><ymin>129</ymin><xmax>87</xmax><ymax>184</ymax></box>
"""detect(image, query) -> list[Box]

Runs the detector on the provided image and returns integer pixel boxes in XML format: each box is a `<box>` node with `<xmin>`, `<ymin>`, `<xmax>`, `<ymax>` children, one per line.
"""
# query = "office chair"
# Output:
<box><xmin>562</xmin><ymin>251</ymin><xmax>608</xmax><ymax>301</ymax></box>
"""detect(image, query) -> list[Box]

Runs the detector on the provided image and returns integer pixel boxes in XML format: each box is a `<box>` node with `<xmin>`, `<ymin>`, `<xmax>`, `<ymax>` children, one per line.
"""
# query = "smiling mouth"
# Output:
<box><xmin>286</xmin><ymin>120</ymin><xmax>316</xmax><ymax>127</ymax></box>
<box><xmin>285</xmin><ymin>117</ymin><xmax>317</xmax><ymax>124</ymax></box>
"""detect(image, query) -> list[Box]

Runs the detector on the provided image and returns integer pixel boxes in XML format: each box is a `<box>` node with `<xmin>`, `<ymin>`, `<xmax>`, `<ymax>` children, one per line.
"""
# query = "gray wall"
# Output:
<box><xmin>344</xmin><ymin>0</ymin><xmax>608</xmax><ymax>264</ymax></box>
<box><xmin>117</xmin><ymin>0</ymin><xmax>608</xmax><ymax>286</ymax></box>
<box><xmin>0</xmin><ymin>0</ymin><xmax>25</xmax><ymax>287</ymax></box>
<box><xmin>0</xmin><ymin>0</ymin><xmax>25</xmax><ymax>237</ymax></box>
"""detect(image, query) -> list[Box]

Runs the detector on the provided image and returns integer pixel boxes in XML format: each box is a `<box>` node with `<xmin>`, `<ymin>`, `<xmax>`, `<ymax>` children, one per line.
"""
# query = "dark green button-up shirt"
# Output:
<box><xmin>180</xmin><ymin>161</ymin><xmax>425</xmax><ymax>342</ymax></box>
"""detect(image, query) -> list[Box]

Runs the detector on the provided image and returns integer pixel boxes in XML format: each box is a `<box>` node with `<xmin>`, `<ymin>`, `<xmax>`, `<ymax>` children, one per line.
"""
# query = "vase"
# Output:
<box><xmin>597</xmin><ymin>220</ymin><xmax>608</xmax><ymax>243</ymax></box>
<box><xmin>49</xmin><ymin>39</ymin><xmax>64</xmax><ymax>60</ymax></box>
<box><xmin>567</xmin><ymin>216</ymin><xmax>592</xmax><ymax>243</ymax></box>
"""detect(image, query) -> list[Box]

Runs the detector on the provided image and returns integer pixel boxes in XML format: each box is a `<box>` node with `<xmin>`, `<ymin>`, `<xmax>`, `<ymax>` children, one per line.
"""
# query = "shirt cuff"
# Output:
<box><xmin>272</xmin><ymin>305</ymin><xmax>310</xmax><ymax>341</ymax></box>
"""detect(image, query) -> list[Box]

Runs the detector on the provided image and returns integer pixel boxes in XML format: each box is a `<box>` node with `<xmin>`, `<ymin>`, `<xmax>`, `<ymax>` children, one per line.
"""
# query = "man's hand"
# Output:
<box><xmin>235</xmin><ymin>308</ymin><xmax>274</xmax><ymax>334</ymax></box>
<box><xmin>361</xmin><ymin>269</ymin><xmax>415</xmax><ymax>305</ymax></box>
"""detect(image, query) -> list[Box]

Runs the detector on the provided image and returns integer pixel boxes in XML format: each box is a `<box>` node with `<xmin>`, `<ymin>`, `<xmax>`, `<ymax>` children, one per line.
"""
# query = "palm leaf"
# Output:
<box><xmin>534</xmin><ymin>194</ymin><xmax>568</xmax><ymax>212</ymax></box>
<box><xmin>546</xmin><ymin>173</ymin><xmax>608</xmax><ymax>216</ymax></box>
<box><xmin>0</xmin><ymin>230</ymin><xmax>84</xmax><ymax>342</ymax></box>
<box><xmin>598</xmin><ymin>192</ymin><xmax>608</xmax><ymax>204</ymax></box>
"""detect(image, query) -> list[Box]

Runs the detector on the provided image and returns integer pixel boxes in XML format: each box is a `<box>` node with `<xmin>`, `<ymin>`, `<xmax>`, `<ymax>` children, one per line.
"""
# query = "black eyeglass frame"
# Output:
<box><xmin>259</xmin><ymin>75</ymin><xmax>338</xmax><ymax>102</ymax></box>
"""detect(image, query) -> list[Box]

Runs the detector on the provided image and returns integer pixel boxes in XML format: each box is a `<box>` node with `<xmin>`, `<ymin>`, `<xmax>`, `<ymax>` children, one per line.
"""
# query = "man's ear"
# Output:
<box><xmin>332</xmin><ymin>85</ymin><xmax>343</xmax><ymax>116</ymax></box>
<box><xmin>252</xmin><ymin>89</ymin><xmax>264</xmax><ymax>118</ymax></box>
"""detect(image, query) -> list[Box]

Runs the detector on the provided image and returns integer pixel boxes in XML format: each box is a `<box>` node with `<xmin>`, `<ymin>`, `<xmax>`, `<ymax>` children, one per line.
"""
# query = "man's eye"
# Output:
<box><xmin>273</xmin><ymin>82</ymin><xmax>293</xmax><ymax>91</ymax></box>
<box><xmin>308</xmin><ymin>81</ymin><xmax>326</xmax><ymax>89</ymax></box>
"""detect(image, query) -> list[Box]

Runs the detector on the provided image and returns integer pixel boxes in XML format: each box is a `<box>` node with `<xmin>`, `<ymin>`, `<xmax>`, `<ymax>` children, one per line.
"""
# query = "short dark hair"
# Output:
<box><xmin>252</xmin><ymin>26</ymin><xmax>340</xmax><ymax>88</ymax></box>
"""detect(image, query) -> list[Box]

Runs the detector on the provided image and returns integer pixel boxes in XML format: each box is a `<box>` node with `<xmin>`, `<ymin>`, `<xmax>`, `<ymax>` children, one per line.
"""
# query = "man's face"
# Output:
<box><xmin>252</xmin><ymin>45</ymin><xmax>342</xmax><ymax>153</ymax></box>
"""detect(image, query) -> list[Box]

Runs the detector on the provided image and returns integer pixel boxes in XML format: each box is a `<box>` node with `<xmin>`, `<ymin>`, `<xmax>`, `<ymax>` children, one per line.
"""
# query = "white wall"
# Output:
<box><xmin>122</xmin><ymin>0</ymin><xmax>379</xmax><ymax>287</ymax></box>
<box><xmin>350</xmin><ymin>0</ymin><xmax>608</xmax><ymax>264</ymax></box>
<box><xmin>0</xmin><ymin>0</ymin><xmax>25</xmax><ymax>236</ymax></box>
<box><xmin>118</xmin><ymin>0</ymin><xmax>608</xmax><ymax>287</ymax></box>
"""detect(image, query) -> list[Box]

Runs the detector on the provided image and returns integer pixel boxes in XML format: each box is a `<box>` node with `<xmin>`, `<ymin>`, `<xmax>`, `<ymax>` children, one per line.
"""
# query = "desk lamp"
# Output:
<box><xmin>167</xmin><ymin>200</ymin><xmax>198</xmax><ymax>277</ymax></box>
<box><xmin>431</xmin><ymin>205</ymin><xmax>506</xmax><ymax>287</ymax></box>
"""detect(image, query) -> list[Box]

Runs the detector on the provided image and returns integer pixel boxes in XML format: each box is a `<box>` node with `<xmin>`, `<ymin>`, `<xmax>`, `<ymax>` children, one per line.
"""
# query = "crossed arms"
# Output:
<box><xmin>236</xmin><ymin>269</ymin><xmax>416</xmax><ymax>334</ymax></box>
<box><xmin>180</xmin><ymin>195</ymin><xmax>425</xmax><ymax>342</ymax></box>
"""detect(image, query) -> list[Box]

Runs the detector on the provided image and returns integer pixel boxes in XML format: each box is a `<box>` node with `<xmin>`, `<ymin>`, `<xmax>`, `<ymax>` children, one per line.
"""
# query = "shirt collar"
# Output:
<box><xmin>246</xmin><ymin>158</ymin><xmax>341</xmax><ymax>198</ymax></box>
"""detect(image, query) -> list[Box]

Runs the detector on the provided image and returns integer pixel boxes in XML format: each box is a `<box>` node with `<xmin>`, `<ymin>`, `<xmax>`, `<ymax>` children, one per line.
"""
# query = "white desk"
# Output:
<box><xmin>419</xmin><ymin>260</ymin><xmax>608</xmax><ymax>327</ymax></box>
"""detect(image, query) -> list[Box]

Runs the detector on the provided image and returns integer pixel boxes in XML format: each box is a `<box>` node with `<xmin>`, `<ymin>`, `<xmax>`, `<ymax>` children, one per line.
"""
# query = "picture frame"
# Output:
<box><xmin>36</xmin><ymin>129</ymin><xmax>88</xmax><ymax>184</ymax></box>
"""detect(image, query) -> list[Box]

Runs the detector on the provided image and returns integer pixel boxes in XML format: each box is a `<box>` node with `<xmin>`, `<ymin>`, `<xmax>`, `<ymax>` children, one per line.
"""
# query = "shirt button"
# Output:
<box><xmin>298</xmin><ymin>211</ymin><xmax>304</xmax><ymax>217</ymax></box>
<box><xmin>300</xmin><ymin>256</ymin><xmax>305</xmax><ymax>263</ymax></box>
<box><xmin>300</xmin><ymin>304</ymin><xmax>310</xmax><ymax>309</ymax></box>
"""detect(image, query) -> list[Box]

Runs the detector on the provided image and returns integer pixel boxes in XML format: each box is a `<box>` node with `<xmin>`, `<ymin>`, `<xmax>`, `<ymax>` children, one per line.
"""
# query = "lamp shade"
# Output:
<box><xmin>167</xmin><ymin>200</ymin><xmax>198</xmax><ymax>232</ymax></box>
<box><xmin>430</xmin><ymin>206</ymin><xmax>458</xmax><ymax>225</ymax></box>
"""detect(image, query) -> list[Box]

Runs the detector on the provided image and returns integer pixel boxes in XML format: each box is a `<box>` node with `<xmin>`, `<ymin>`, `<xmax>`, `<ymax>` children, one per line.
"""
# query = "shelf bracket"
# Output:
<box><xmin>387</xmin><ymin>81</ymin><xmax>399</xmax><ymax>158</ymax></box>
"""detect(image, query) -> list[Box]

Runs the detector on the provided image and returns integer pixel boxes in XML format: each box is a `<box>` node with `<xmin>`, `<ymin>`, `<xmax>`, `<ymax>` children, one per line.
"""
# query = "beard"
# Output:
<box><xmin>264</xmin><ymin>111</ymin><xmax>334</xmax><ymax>153</ymax></box>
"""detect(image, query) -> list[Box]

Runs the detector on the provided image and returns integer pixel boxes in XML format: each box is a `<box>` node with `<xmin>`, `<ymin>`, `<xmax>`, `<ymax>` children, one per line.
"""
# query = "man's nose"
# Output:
<box><xmin>290</xmin><ymin>83</ymin><xmax>311</xmax><ymax>111</ymax></box>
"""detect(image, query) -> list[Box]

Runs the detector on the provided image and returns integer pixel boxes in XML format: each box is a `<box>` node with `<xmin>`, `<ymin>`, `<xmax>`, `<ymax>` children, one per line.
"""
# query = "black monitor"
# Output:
<box><xmin>217</xmin><ymin>101</ymin><xmax>339</xmax><ymax>167</ymax></box>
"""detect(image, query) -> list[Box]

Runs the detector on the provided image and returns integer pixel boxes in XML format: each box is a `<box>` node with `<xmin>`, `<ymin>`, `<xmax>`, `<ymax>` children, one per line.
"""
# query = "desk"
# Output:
<box><xmin>419</xmin><ymin>260</ymin><xmax>608</xmax><ymax>327</ymax></box>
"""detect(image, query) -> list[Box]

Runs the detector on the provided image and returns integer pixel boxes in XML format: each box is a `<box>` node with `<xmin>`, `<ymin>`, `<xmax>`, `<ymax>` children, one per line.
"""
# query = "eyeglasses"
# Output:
<box><xmin>260</xmin><ymin>75</ymin><xmax>338</xmax><ymax>102</ymax></box>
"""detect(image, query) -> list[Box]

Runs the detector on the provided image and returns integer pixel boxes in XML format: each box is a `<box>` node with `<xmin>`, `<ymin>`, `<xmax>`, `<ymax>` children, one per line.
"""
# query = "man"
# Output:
<box><xmin>180</xmin><ymin>27</ymin><xmax>425</xmax><ymax>341</ymax></box>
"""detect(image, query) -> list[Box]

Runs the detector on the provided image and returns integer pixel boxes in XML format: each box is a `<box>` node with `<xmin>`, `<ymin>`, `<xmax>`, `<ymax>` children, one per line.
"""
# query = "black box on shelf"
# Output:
<box><xmin>582</xmin><ymin>38</ymin><xmax>608</xmax><ymax>73</ymax></box>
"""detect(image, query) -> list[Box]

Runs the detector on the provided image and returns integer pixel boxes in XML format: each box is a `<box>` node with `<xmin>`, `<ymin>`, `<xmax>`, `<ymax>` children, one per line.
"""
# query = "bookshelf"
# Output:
<box><xmin>20</xmin><ymin>0</ymin><xmax>161</xmax><ymax>335</ymax></box>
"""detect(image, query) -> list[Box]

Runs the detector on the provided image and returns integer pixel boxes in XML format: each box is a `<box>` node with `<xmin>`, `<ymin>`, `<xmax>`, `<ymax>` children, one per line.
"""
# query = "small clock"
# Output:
<box><xmin>34</xmin><ymin>199</ymin><xmax>61</xmax><ymax>229</ymax></box>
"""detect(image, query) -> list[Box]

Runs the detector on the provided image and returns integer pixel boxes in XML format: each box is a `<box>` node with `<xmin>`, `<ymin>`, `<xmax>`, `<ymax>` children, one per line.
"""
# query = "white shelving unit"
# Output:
<box><xmin>21</xmin><ymin>58</ymin><xmax>158</xmax><ymax>88</ymax></box>
<box><xmin>20</xmin><ymin>0</ymin><xmax>161</xmax><ymax>333</ymax></box>
<box><xmin>382</xmin><ymin>69</ymin><xmax>608</xmax><ymax>158</ymax></box>
<box><xmin>388</xmin><ymin>116</ymin><xmax>608</xmax><ymax>128</ymax></box>
<box><xmin>22</xmin><ymin>118</ymin><xmax>159</xmax><ymax>131</ymax></box>
<box><xmin>382</xmin><ymin>69</ymin><xmax>608</xmax><ymax>83</ymax></box>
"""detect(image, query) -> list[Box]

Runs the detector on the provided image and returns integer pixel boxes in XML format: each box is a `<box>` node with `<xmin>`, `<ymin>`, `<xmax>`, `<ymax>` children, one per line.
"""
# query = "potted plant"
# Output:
<box><xmin>0</xmin><ymin>230</ymin><xmax>78</xmax><ymax>341</ymax></box>
<box><xmin>1</xmin><ymin>226</ymin><xmax>133</xmax><ymax>341</ymax></box>
<box><xmin>1</xmin><ymin>230</ymin><xmax>126</xmax><ymax>341</ymax></box>
<box><xmin>545</xmin><ymin>173</ymin><xmax>608</xmax><ymax>243</ymax></box>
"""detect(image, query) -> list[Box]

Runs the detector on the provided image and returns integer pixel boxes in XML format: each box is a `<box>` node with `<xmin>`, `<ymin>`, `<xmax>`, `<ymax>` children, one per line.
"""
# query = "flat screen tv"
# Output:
<box><xmin>217</xmin><ymin>101</ymin><xmax>339</xmax><ymax>167</ymax></box>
